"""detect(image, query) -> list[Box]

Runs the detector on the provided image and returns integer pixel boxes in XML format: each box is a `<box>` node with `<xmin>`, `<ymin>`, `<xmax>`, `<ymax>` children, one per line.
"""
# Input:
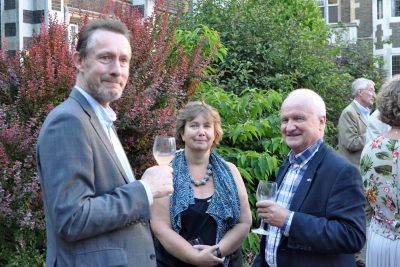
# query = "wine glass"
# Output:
<box><xmin>153</xmin><ymin>136</ymin><xmax>176</xmax><ymax>166</ymax></box>
<box><xmin>251</xmin><ymin>181</ymin><xmax>277</xmax><ymax>235</ymax></box>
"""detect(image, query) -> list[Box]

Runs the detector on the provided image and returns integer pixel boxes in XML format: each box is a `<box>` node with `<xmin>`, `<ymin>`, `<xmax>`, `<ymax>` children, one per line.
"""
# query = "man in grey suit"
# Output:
<box><xmin>338</xmin><ymin>78</ymin><xmax>376</xmax><ymax>167</ymax></box>
<box><xmin>36</xmin><ymin>19</ymin><xmax>173</xmax><ymax>267</ymax></box>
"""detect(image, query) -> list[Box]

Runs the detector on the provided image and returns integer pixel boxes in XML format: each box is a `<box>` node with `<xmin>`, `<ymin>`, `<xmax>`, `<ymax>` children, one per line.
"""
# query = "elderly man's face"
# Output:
<box><xmin>280</xmin><ymin>97</ymin><xmax>326</xmax><ymax>155</ymax></box>
<box><xmin>74</xmin><ymin>29</ymin><xmax>132</xmax><ymax>107</ymax></box>
<box><xmin>358</xmin><ymin>83</ymin><xmax>376</xmax><ymax>108</ymax></box>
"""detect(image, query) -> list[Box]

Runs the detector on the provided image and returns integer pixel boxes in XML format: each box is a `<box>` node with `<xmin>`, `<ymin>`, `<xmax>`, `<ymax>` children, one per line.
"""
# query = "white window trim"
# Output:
<box><xmin>318</xmin><ymin>0</ymin><xmax>339</xmax><ymax>24</ymax></box>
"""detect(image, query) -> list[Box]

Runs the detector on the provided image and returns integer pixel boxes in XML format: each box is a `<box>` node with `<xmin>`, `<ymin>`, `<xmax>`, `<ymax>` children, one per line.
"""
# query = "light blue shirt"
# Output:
<box><xmin>75</xmin><ymin>87</ymin><xmax>153</xmax><ymax>205</ymax></box>
<box><xmin>353</xmin><ymin>100</ymin><xmax>370</xmax><ymax>119</ymax></box>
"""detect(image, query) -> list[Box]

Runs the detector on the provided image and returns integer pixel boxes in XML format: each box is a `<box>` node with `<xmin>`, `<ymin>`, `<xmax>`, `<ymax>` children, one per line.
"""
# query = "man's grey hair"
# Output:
<box><xmin>286</xmin><ymin>88</ymin><xmax>326</xmax><ymax>117</ymax></box>
<box><xmin>351</xmin><ymin>78</ymin><xmax>375</xmax><ymax>96</ymax></box>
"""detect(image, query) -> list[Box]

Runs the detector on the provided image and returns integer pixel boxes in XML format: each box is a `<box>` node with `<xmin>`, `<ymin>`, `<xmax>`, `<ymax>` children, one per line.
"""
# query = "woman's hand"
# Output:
<box><xmin>192</xmin><ymin>244</ymin><xmax>225</xmax><ymax>266</ymax></box>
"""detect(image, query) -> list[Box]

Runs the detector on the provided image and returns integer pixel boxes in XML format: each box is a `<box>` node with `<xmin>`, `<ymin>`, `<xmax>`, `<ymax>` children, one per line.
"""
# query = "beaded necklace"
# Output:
<box><xmin>190</xmin><ymin>164</ymin><xmax>212</xmax><ymax>186</ymax></box>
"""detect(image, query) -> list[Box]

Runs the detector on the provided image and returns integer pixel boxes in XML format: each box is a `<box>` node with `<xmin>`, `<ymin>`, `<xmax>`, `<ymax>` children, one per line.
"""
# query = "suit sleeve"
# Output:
<box><xmin>37</xmin><ymin>112</ymin><xmax>151</xmax><ymax>242</ymax></box>
<box><xmin>287</xmin><ymin>163</ymin><xmax>366</xmax><ymax>254</ymax></box>
<box><xmin>338</xmin><ymin>110</ymin><xmax>365</xmax><ymax>152</ymax></box>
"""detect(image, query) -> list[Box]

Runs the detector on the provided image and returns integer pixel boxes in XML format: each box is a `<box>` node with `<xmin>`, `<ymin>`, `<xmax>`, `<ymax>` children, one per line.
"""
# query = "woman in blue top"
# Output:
<box><xmin>151</xmin><ymin>101</ymin><xmax>252</xmax><ymax>267</ymax></box>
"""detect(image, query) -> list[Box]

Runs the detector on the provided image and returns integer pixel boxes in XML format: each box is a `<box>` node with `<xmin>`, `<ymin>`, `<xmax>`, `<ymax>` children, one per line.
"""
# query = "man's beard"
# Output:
<box><xmin>88</xmin><ymin>83</ymin><xmax>123</xmax><ymax>104</ymax></box>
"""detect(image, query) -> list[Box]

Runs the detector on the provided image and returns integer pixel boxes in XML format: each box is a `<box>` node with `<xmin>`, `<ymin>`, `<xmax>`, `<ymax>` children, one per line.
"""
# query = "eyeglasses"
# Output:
<box><xmin>362</xmin><ymin>88</ymin><xmax>375</xmax><ymax>94</ymax></box>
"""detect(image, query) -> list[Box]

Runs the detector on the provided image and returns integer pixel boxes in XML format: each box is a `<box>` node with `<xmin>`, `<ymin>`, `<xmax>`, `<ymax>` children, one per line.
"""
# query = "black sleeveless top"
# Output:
<box><xmin>155</xmin><ymin>197</ymin><xmax>222</xmax><ymax>267</ymax></box>
<box><xmin>180</xmin><ymin>196</ymin><xmax>217</xmax><ymax>246</ymax></box>
<box><xmin>155</xmin><ymin>197</ymin><xmax>243</xmax><ymax>267</ymax></box>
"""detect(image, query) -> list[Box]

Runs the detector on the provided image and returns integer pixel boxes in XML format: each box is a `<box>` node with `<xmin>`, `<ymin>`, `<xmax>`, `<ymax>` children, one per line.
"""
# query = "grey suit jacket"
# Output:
<box><xmin>337</xmin><ymin>102</ymin><xmax>367</xmax><ymax>167</ymax></box>
<box><xmin>36</xmin><ymin>89</ymin><xmax>156</xmax><ymax>267</ymax></box>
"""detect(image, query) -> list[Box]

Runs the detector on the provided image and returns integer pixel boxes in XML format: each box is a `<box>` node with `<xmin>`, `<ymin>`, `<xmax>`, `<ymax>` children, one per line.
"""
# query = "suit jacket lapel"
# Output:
<box><xmin>69</xmin><ymin>89</ymin><xmax>131</xmax><ymax>184</ymax></box>
<box><xmin>289</xmin><ymin>144</ymin><xmax>328</xmax><ymax>211</ymax></box>
<box><xmin>276</xmin><ymin>159</ymin><xmax>290</xmax><ymax>186</ymax></box>
<box><xmin>351</xmin><ymin>102</ymin><xmax>368</xmax><ymax>127</ymax></box>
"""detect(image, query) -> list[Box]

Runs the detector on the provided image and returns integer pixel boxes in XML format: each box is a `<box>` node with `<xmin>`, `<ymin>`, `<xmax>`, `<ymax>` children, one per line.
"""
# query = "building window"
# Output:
<box><xmin>133</xmin><ymin>5</ymin><xmax>145</xmax><ymax>17</ymax></box>
<box><xmin>23</xmin><ymin>37</ymin><xmax>33</xmax><ymax>49</ymax></box>
<box><xmin>4</xmin><ymin>0</ymin><xmax>16</xmax><ymax>10</ymax></box>
<box><xmin>318</xmin><ymin>0</ymin><xmax>339</xmax><ymax>23</ymax></box>
<box><xmin>377</xmin><ymin>0</ymin><xmax>383</xmax><ymax>19</ymax></box>
<box><xmin>23</xmin><ymin>10</ymin><xmax>45</xmax><ymax>24</ymax></box>
<box><xmin>393</xmin><ymin>0</ymin><xmax>400</xmax><ymax>16</ymax></box>
<box><xmin>7</xmin><ymin>50</ymin><xmax>16</xmax><ymax>58</ymax></box>
<box><xmin>392</xmin><ymin>55</ymin><xmax>400</xmax><ymax>75</ymax></box>
<box><xmin>68</xmin><ymin>24</ymin><xmax>79</xmax><ymax>48</ymax></box>
<box><xmin>5</xmin><ymin>23</ymin><xmax>16</xmax><ymax>37</ymax></box>
<box><xmin>52</xmin><ymin>0</ymin><xmax>62</xmax><ymax>11</ymax></box>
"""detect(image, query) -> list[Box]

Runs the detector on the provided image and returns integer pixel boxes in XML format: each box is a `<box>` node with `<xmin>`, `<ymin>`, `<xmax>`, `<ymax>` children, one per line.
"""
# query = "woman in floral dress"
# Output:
<box><xmin>360</xmin><ymin>75</ymin><xmax>400</xmax><ymax>267</ymax></box>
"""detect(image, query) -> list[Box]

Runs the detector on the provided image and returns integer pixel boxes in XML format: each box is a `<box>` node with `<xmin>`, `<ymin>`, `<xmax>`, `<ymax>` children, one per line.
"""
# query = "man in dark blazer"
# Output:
<box><xmin>253</xmin><ymin>89</ymin><xmax>366</xmax><ymax>267</ymax></box>
<box><xmin>36</xmin><ymin>19</ymin><xmax>173</xmax><ymax>267</ymax></box>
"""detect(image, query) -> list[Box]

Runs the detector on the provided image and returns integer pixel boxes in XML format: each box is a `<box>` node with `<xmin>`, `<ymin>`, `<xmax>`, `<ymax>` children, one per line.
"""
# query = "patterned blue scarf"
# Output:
<box><xmin>170</xmin><ymin>149</ymin><xmax>241</xmax><ymax>248</ymax></box>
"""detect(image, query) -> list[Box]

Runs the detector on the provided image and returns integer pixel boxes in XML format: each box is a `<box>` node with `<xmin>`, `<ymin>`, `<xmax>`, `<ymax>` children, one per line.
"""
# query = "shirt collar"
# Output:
<box><xmin>75</xmin><ymin>86</ymin><xmax>117</xmax><ymax>128</ymax></box>
<box><xmin>353</xmin><ymin>100</ymin><xmax>370</xmax><ymax>118</ymax></box>
<box><xmin>288</xmin><ymin>139</ymin><xmax>323</xmax><ymax>165</ymax></box>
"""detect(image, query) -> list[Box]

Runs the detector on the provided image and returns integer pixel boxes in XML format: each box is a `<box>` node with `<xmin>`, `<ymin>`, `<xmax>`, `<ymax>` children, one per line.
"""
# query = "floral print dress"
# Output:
<box><xmin>360</xmin><ymin>136</ymin><xmax>400</xmax><ymax>240</ymax></box>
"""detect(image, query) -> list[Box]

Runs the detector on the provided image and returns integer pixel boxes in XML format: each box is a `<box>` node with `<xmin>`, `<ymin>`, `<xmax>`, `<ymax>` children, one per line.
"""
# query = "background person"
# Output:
<box><xmin>360</xmin><ymin>75</ymin><xmax>400</xmax><ymax>267</ymax></box>
<box><xmin>253</xmin><ymin>89</ymin><xmax>366</xmax><ymax>267</ymax></box>
<box><xmin>151</xmin><ymin>101</ymin><xmax>252</xmax><ymax>267</ymax></box>
<box><xmin>36</xmin><ymin>19</ymin><xmax>173</xmax><ymax>267</ymax></box>
<box><xmin>338</xmin><ymin>78</ymin><xmax>376</xmax><ymax>167</ymax></box>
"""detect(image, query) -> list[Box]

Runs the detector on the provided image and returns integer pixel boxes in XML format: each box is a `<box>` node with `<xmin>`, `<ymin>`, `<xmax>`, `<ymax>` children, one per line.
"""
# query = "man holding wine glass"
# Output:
<box><xmin>253</xmin><ymin>89</ymin><xmax>366</xmax><ymax>267</ymax></box>
<box><xmin>36</xmin><ymin>19</ymin><xmax>173</xmax><ymax>267</ymax></box>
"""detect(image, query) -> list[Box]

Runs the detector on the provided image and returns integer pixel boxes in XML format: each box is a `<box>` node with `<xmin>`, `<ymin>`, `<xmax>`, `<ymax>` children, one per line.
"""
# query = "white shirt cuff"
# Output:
<box><xmin>138</xmin><ymin>180</ymin><xmax>153</xmax><ymax>206</ymax></box>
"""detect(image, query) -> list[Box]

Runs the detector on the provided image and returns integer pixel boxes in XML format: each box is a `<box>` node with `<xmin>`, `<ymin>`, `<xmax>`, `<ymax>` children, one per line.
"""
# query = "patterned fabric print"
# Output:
<box><xmin>266</xmin><ymin>139</ymin><xmax>323</xmax><ymax>267</ymax></box>
<box><xmin>170</xmin><ymin>150</ymin><xmax>241</xmax><ymax>266</ymax></box>
<box><xmin>360</xmin><ymin>136</ymin><xmax>400</xmax><ymax>240</ymax></box>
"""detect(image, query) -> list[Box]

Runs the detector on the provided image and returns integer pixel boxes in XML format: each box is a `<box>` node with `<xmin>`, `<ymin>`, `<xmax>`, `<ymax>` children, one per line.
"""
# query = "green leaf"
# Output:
<box><xmin>374</xmin><ymin>165</ymin><xmax>392</xmax><ymax>177</ymax></box>
<box><xmin>375</xmin><ymin>151</ymin><xmax>391</xmax><ymax>160</ymax></box>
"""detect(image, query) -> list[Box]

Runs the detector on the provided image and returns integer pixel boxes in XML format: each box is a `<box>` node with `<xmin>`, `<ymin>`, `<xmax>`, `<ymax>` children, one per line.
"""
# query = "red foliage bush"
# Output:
<box><xmin>0</xmin><ymin>0</ymin><xmax>216</xmax><ymax>231</ymax></box>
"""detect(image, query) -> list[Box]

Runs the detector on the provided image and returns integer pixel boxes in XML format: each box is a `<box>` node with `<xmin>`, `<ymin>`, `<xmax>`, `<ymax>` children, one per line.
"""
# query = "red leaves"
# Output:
<box><xmin>0</xmin><ymin>0</ymin><xmax>216</xmax><ymax>228</ymax></box>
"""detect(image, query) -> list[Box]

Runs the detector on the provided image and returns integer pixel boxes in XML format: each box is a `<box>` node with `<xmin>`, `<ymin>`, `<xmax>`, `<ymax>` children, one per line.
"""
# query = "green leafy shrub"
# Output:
<box><xmin>185</xmin><ymin>0</ymin><xmax>385</xmax><ymax>148</ymax></box>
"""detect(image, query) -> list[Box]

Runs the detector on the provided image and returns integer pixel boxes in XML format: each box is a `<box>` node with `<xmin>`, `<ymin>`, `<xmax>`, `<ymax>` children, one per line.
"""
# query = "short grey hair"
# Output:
<box><xmin>286</xmin><ymin>88</ymin><xmax>326</xmax><ymax>117</ymax></box>
<box><xmin>351</xmin><ymin>78</ymin><xmax>375</xmax><ymax>96</ymax></box>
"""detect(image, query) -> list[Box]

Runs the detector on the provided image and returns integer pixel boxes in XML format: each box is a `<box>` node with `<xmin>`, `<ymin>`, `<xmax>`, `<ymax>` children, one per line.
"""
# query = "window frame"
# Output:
<box><xmin>377</xmin><ymin>0</ymin><xmax>383</xmax><ymax>19</ymax></box>
<box><xmin>4</xmin><ymin>23</ymin><xmax>16</xmax><ymax>37</ymax></box>
<box><xmin>317</xmin><ymin>0</ymin><xmax>339</xmax><ymax>24</ymax></box>
<box><xmin>4</xmin><ymin>0</ymin><xmax>16</xmax><ymax>10</ymax></box>
<box><xmin>392</xmin><ymin>55</ymin><xmax>400</xmax><ymax>75</ymax></box>
<box><xmin>392</xmin><ymin>0</ymin><xmax>400</xmax><ymax>17</ymax></box>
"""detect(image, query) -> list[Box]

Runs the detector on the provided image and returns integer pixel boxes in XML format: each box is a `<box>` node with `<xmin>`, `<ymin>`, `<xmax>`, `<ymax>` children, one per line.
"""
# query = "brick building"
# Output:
<box><xmin>319</xmin><ymin>0</ymin><xmax>400</xmax><ymax>78</ymax></box>
<box><xmin>373</xmin><ymin>0</ymin><xmax>400</xmax><ymax>77</ymax></box>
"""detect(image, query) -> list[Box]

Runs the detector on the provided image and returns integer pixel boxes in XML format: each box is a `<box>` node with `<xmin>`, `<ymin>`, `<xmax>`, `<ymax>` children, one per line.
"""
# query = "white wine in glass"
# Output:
<box><xmin>251</xmin><ymin>181</ymin><xmax>277</xmax><ymax>235</ymax></box>
<box><xmin>153</xmin><ymin>136</ymin><xmax>176</xmax><ymax>166</ymax></box>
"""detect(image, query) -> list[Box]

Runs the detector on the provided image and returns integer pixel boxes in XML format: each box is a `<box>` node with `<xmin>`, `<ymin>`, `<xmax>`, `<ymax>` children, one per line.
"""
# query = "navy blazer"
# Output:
<box><xmin>253</xmin><ymin>143</ymin><xmax>366</xmax><ymax>267</ymax></box>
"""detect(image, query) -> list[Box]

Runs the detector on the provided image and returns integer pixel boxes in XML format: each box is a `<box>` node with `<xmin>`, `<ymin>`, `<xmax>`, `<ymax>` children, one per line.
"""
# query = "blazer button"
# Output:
<box><xmin>150</xmin><ymin>254</ymin><xmax>156</xmax><ymax>260</ymax></box>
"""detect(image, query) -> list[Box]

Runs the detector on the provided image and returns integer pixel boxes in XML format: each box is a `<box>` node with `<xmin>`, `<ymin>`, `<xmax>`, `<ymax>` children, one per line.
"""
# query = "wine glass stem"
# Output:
<box><xmin>260</xmin><ymin>219</ymin><xmax>266</xmax><ymax>230</ymax></box>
